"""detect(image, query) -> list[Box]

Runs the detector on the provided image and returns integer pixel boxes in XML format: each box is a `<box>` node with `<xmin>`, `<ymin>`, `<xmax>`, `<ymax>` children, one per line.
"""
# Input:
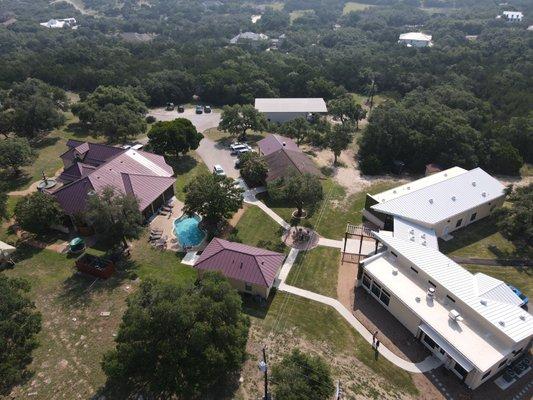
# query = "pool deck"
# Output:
<box><xmin>149</xmin><ymin>197</ymin><xmax>184</xmax><ymax>251</ymax></box>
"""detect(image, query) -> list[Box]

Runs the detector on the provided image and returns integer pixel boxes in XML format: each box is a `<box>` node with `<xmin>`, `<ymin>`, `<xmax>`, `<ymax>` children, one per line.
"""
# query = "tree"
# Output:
<box><xmin>148</xmin><ymin>118</ymin><xmax>203</xmax><ymax>157</ymax></box>
<box><xmin>327</xmin><ymin>124</ymin><xmax>353</xmax><ymax>164</ymax></box>
<box><xmin>0</xmin><ymin>185</ymin><xmax>7</xmax><ymax>221</ymax></box>
<box><xmin>0</xmin><ymin>137</ymin><xmax>33</xmax><ymax>174</ymax></box>
<box><xmin>102</xmin><ymin>274</ymin><xmax>250</xmax><ymax>398</ymax></box>
<box><xmin>72</xmin><ymin>86</ymin><xmax>147</xmax><ymax>143</ymax></box>
<box><xmin>268</xmin><ymin>173</ymin><xmax>323</xmax><ymax>217</ymax></box>
<box><xmin>271</xmin><ymin>349</ymin><xmax>334</xmax><ymax>400</ymax></box>
<box><xmin>495</xmin><ymin>184</ymin><xmax>533</xmax><ymax>250</ymax></box>
<box><xmin>239</xmin><ymin>152</ymin><xmax>268</xmax><ymax>187</ymax></box>
<box><xmin>218</xmin><ymin>104</ymin><xmax>267</xmax><ymax>140</ymax></box>
<box><xmin>2</xmin><ymin>79</ymin><xmax>67</xmax><ymax>139</ymax></box>
<box><xmin>14</xmin><ymin>192</ymin><xmax>63</xmax><ymax>234</ymax></box>
<box><xmin>328</xmin><ymin>95</ymin><xmax>367</xmax><ymax>129</ymax></box>
<box><xmin>279</xmin><ymin>117</ymin><xmax>310</xmax><ymax>146</ymax></box>
<box><xmin>85</xmin><ymin>186</ymin><xmax>143</xmax><ymax>247</ymax></box>
<box><xmin>0</xmin><ymin>276</ymin><xmax>42</xmax><ymax>395</ymax></box>
<box><xmin>487</xmin><ymin>140</ymin><xmax>523</xmax><ymax>176</ymax></box>
<box><xmin>183</xmin><ymin>172</ymin><xmax>243</xmax><ymax>229</ymax></box>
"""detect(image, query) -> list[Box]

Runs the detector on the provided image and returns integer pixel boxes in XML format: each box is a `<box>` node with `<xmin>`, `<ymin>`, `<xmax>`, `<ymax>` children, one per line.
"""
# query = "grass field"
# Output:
<box><xmin>343</xmin><ymin>2</ymin><xmax>374</xmax><ymax>14</ymax></box>
<box><xmin>230</xmin><ymin>206</ymin><xmax>286</xmax><ymax>253</ymax></box>
<box><xmin>286</xmin><ymin>247</ymin><xmax>340</xmax><ymax>297</ymax></box>
<box><xmin>252</xmin><ymin>292</ymin><xmax>418</xmax><ymax>396</ymax></box>
<box><xmin>169</xmin><ymin>152</ymin><xmax>209</xmax><ymax>202</ymax></box>
<box><xmin>290</xmin><ymin>9</ymin><xmax>314</xmax><ymax>23</ymax></box>
<box><xmin>259</xmin><ymin>180</ymin><xmax>398</xmax><ymax>239</ymax></box>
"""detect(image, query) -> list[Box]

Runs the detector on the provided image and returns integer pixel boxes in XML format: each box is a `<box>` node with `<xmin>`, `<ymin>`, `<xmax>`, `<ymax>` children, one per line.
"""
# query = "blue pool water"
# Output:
<box><xmin>173</xmin><ymin>214</ymin><xmax>206</xmax><ymax>248</ymax></box>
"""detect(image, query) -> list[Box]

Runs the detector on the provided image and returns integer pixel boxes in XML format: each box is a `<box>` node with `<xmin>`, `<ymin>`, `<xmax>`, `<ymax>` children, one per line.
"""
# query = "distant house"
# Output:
<box><xmin>363</xmin><ymin>167</ymin><xmax>506</xmax><ymax>241</ymax></box>
<box><xmin>40</xmin><ymin>18</ymin><xmax>77</xmax><ymax>29</ymax></box>
<box><xmin>398</xmin><ymin>32</ymin><xmax>433</xmax><ymax>48</ymax></box>
<box><xmin>255</xmin><ymin>98</ymin><xmax>328</xmax><ymax>123</ymax></box>
<box><xmin>194</xmin><ymin>238</ymin><xmax>286</xmax><ymax>299</ymax></box>
<box><xmin>258</xmin><ymin>134</ymin><xmax>322</xmax><ymax>182</ymax></box>
<box><xmin>51</xmin><ymin>140</ymin><xmax>175</xmax><ymax>222</ymax></box>
<box><xmin>230</xmin><ymin>31</ymin><xmax>269</xmax><ymax>45</ymax></box>
<box><xmin>502</xmin><ymin>11</ymin><xmax>524</xmax><ymax>22</ymax></box>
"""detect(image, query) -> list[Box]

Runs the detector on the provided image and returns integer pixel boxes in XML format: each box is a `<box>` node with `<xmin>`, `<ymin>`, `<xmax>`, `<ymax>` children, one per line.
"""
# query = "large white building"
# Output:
<box><xmin>502</xmin><ymin>11</ymin><xmax>524</xmax><ymax>22</ymax></box>
<box><xmin>40</xmin><ymin>18</ymin><xmax>77</xmax><ymax>29</ymax></box>
<box><xmin>363</xmin><ymin>167</ymin><xmax>506</xmax><ymax>241</ymax></box>
<box><xmin>254</xmin><ymin>98</ymin><xmax>328</xmax><ymax>123</ymax></box>
<box><xmin>398</xmin><ymin>32</ymin><xmax>433</xmax><ymax>48</ymax></box>
<box><xmin>359</xmin><ymin>232</ymin><xmax>533</xmax><ymax>389</ymax></box>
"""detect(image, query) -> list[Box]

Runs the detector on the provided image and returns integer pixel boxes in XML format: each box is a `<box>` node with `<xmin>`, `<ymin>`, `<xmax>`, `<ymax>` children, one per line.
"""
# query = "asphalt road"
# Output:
<box><xmin>148</xmin><ymin>107</ymin><xmax>239</xmax><ymax>178</ymax></box>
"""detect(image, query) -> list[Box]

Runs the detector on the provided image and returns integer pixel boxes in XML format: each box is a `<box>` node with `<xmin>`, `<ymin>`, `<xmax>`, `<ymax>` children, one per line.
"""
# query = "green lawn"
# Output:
<box><xmin>463</xmin><ymin>264</ymin><xmax>532</xmax><ymax>298</ymax></box>
<box><xmin>252</xmin><ymin>292</ymin><xmax>418</xmax><ymax>396</ymax></box>
<box><xmin>169</xmin><ymin>152</ymin><xmax>209</xmax><ymax>202</ymax></box>
<box><xmin>230</xmin><ymin>206</ymin><xmax>286</xmax><ymax>253</ymax></box>
<box><xmin>439</xmin><ymin>216</ymin><xmax>525</xmax><ymax>259</ymax></box>
<box><xmin>286</xmin><ymin>247</ymin><xmax>340</xmax><ymax>298</ymax></box>
<box><xmin>290</xmin><ymin>9</ymin><xmax>313</xmax><ymax>23</ymax></box>
<box><xmin>343</xmin><ymin>2</ymin><xmax>374</xmax><ymax>14</ymax></box>
<box><xmin>259</xmin><ymin>180</ymin><xmax>398</xmax><ymax>240</ymax></box>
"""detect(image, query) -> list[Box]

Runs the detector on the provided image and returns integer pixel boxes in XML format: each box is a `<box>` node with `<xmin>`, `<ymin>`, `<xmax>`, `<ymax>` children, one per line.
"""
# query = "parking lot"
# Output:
<box><xmin>148</xmin><ymin>106</ymin><xmax>240</xmax><ymax>178</ymax></box>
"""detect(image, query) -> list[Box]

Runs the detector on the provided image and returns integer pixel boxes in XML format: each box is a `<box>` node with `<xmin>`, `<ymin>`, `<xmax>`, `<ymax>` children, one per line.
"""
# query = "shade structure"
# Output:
<box><xmin>0</xmin><ymin>240</ymin><xmax>16</xmax><ymax>260</ymax></box>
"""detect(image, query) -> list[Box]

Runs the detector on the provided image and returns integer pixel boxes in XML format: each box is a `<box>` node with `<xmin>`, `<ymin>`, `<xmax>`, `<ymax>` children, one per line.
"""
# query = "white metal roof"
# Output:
<box><xmin>255</xmin><ymin>98</ymin><xmax>328</xmax><ymax>113</ymax></box>
<box><xmin>125</xmin><ymin>149</ymin><xmax>172</xmax><ymax>177</ymax></box>
<box><xmin>372</xmin><ymin>232</ymin><xmax>533</xmax><ymax>344</ymax></box>
<box><xmin>371</xmin><ymin>167</ymin><xmax>506</xmax><ymax>226</ymax></box>
<box><xmin>371</xmin><ymin>167</ymin><xmax>467</xmax><ymax>203</ymax></box>
<box><xmin>503</xmin><ymin>11</ymin><xmax>523</xmax><ymax>18</ymax></box>
<box><xmin>392</xmin><ymin>217</ymin><xmax>439</xmax><ymax>249</ymax></box>
<box><xmin>398</xmin><ymin>32</ymin><xmax>432</xmax><ymax>42</ymax></box>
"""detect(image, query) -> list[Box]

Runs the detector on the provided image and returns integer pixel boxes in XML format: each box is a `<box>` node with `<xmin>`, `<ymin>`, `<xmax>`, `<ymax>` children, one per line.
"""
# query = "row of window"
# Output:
<box><xmin>362</xmin><ymin>274</ymin><xmax>391</xmax><ymax>306</ymax></box>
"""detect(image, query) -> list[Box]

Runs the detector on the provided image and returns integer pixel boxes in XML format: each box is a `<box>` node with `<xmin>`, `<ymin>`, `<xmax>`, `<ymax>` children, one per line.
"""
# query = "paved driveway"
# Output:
<box><xmin>148</xmin><ymin>107</ymin><xmax>239</xmax><ymax>178</ymax></box>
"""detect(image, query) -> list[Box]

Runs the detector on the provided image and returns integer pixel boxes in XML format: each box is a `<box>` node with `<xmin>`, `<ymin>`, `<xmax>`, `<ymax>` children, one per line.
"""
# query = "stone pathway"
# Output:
<box><xmin>278</xmin><ymin>282</ymin><xmax>442</xmax><ymax>373</ymax></box>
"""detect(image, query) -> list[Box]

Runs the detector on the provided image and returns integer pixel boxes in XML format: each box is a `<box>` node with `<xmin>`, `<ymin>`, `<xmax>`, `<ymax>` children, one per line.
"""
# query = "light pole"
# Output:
<box><xmin>258</xmin><ymin>346</ymin><xmax>270</xmax><ymax>400</ymax></box>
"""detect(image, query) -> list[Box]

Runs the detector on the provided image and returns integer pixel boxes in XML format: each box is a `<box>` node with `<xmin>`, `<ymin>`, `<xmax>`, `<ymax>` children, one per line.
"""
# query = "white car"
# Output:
<box><xmin>213</xmin><ymin>164</ymin><xmax>226</xmax><ymax>176</ymax></box>
<box><xmin>230</xmin><ymin>143</ymin><xmax>252</xmax><ymax>155</ymax></box>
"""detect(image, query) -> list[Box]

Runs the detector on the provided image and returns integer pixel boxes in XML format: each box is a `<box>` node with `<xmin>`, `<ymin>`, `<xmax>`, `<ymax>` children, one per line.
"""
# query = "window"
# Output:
<box><xmin>379</xmin><ymin>289</ymin><xmax>390</xmax><ymax>306</ymax></box>
<box><xmin>453</xmin><ymin>363</ymin><xmax>468</xmax><ymax>379</ymax></box>
<box><xmin>446</xmin><ymin>295</ymin><xmax>455</xmax><ymax>303</ymax></box>
<box><xmin>245</xmin><ymin>283</ymin><xmax>252</xmax><ymax>292</ymax></box>
<box><xmin>362</xmin><ymin>274</ymin><xmax>371</xmax><ymax>289</ymax></box>
<box><xmin>428</xmin><ymin>280</ymin><xmax>436</xmax><ymax>288</ymax></box>
<box><xmin>410</xmin><ymin>267</ymin><xmax>418</xmax><ymax>274</ymax></box>
<box><xmin>512</xmin><ymin>348</ymin><xmax>523</xmax><ymax>357</ymax></box>
<box><xmin>391</xmin><ymin>251</ymin><xmax>398</xmax><ymax>257</ymax></box>
<box><xmin>498</xmin><ymin>359</ymin><xmax>508</xmax><ymax>368</ymax></box>
<box><xmin>455</xmin><ymin>219</ymin><xmax>463</xmax><ymax>228</ymax></box>
<box><xmin>481</xmin><ymin>370</ymin><xmax>491</xmax><ymax>380</ymax></box>
<box><xmin>371</xmin><ymin>282</ymin><xmax>382</xmax><ymax>297</ymax></box>
<box><xmin>470</xmin><ymin>213</ymin><xmax>477</xmax><ymax>222</ymax></box>
<box><xmin>423</xmin><ymin>334</ymin><xmax>437</xmax><ymax>349</ymax></box>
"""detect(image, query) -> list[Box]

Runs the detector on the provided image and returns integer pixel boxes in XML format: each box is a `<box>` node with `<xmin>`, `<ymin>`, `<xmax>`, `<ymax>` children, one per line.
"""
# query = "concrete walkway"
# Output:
<box><xmin>317</xmin><ymin>237</ymin><xmax>343</xmax><ymax>248</ymax></box>
<box><xmin>278</xmin><ymin>282</ymin><xmax>442</xmax><ymax>373</ymax></box>
<box><xmin>276</xmin><ymin>247</ymin><xmax>300</xmax><ymax>284</ymax></box>
<box><xmin>243</xmin><ymin>188</ymin><xmax>290</xmax><ymax>230</ymax></box>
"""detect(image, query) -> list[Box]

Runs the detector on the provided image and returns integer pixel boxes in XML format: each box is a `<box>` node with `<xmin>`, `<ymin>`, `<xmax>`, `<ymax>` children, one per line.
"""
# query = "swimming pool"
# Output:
<box><xmin>173</xmin><ymin>214</ymin><xmax>206</xmax><ymax>248</ymax></box>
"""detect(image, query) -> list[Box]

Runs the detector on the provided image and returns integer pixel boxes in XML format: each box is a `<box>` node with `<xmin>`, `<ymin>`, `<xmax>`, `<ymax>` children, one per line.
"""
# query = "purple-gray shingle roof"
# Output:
<box><xmin>263</xmin><ymin>148</ymin><xmax>322</xmax><ymax>182</ymax></box>
<box><xmin>194</xmin><ymin>238</ymin><xmax>286</xmax><ymax>288</ymax></box>
<box><xmin>258</xmin><ymin>134</ymin><xmax>299</xmax><ymax>156</ymax></box>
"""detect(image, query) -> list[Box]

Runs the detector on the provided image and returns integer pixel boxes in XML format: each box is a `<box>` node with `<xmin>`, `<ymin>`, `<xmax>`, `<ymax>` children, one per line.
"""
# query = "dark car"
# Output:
<box><xmin>204</xmin><ymin>105</ymin><xmax>212</xmax><ymax>113</ymax></box>
<box><xmin>165</xmin><ymin>102</ymin><xmax>175</xmax><ymax>111</ymax></box>
<box><xmin>195</xmin><ymin>105</ymin><xmax>203</xmax><ymax>114</ymax></box>
<box><xmin>177</xmin><ymin>105</ymin><xmax>185</xmax><ymax>113</ymax></box>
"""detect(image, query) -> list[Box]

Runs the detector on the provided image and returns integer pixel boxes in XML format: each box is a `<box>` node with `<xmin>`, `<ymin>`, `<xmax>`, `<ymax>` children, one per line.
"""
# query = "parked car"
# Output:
<box><xmin>204</xmin><ymin>105</ymin><xmax>212</xmax><ymax>113</ymax></box>
<box><xmin>230</xmin><ymin>143</ymin><xmax>252</xmax><ymax>155</ymax></box>
<box><xmin>237</xmin><ymin>147</ymin><xmax>252</xmax><ymax>155</ymax></box>
<box><xmin>508</xmin><ymin>284</ymin><xmax>528</xmax><ymax>308</ymax></box>
<box><xmin>195</xmin><ymin>105</ymin><xmax>203</xmax><ymax>114</ymax></box>
<box><xmin>177</xmin><ymin>105</ymin><xmax>185</xmax><ymax>113</ymax></box>
<box><xmin>213</xmin><ymin>164</ymin><xmax>226</xmax><ymax>176</ymax></box>
<box><xmin>166</xmin><ymin>102</ymin><xmax>175</xmax><ymax>111</ymax></box>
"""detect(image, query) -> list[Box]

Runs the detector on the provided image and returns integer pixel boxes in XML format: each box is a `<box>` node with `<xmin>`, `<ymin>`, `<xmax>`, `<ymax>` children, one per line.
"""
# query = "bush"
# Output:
<box><xmin>145</xmin><ymin>115</ymin><xmax>156</xmax><ymax>124</ymax></box>
<box><xmin>14</xmin><ymin>192</ymin><xmax>63</xmax><ymax>234</ymax></box>
<box><xmin>359</xmin><ymin>155</ymin><xmax>383</xmax><ymax>175</ymax></box>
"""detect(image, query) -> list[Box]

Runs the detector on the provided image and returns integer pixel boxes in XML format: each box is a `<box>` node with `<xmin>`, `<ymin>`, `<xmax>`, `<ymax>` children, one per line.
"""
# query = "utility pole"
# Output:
<box><xmin>335</xmin><ymin>380</ymin><xmax>343</xmax><ymax>400</ymax></box>
<box><xmin>258</xmin><ymin>346</ymin><xmax>270</xmax><ymax>400</ymax></box>
<box><xmin>368</xmin><ymin>78</ymin><xmax>376</xmax><ymax>113</ymax></box>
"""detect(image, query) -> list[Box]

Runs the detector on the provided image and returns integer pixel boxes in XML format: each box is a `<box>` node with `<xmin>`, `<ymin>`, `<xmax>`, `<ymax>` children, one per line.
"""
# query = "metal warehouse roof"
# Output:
<box><xmin>371</xmin><ymin>168</ymin><xmax>506</xmax><ymax>226</ymax></box>
<box><xmin>399</xmin><ymin>32</ymin><xmax>432</xmax><ymax>41</ymax></box>
<box><xmin>373</xmin><ymin>232</ymin><xmax>533</xmax><ymax>344</ymax></box>
<box><xmin>255</xmin><ymin>98</ymin><xmax>328</xmax><ymax>113</ymax></box>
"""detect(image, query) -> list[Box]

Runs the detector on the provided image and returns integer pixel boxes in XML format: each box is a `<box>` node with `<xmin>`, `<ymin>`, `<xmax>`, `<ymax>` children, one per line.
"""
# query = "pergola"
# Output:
<box><xmin>342</xmin><ymin>223</ymin><xmax>378</xmax><ymax>258</ymax></box>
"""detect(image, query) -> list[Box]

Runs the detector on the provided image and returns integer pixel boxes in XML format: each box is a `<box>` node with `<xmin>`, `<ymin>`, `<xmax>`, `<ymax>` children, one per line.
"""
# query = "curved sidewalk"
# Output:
<box><xmin>278</xmin><ymin>282</ymin><xmax>442</xmax><ymax>373</ymax></box>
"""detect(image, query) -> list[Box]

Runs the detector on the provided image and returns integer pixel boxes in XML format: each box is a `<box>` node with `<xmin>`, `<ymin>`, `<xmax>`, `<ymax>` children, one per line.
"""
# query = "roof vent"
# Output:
<box><xmin>499</xmin><ymin>320</ymin><xmax>505</xmax><ymax>326</ymax></box>
<box><xmin>393</xmin><ymin>190</ymin><xmax>397</xmax><ymax>194</ymax></box>
<box><xmin>410</xmin><ymin>237</ymin><xmax>415</xmax><ymax>241</ymax></box>
<box><xmin>472</xmin><ymin>181</ymin><xmax>476</xmax><ymax>187</ymax></box>
<box><xmin>392</xmin><ymin>268</ymin><xmax>398</xmax><ymax>275</ymax></box>
<box><xmin>444</xmin><ymin>173</ymin><xmax>448</xmax><ymax>177</ymax></box>
<box><xmin>409</xmin><ymin>229</ymin><xmax>415</xmax><ymax>234</ymax></box>
<box><xmin>421</xmin><ymin>233</ymin><xmax>426</xmax><ymax>239</ymax></box>
<box><xmin>482</xmin><ymin>192</ymin><xmax>487</xmax><ymax>197</ymax></box>
<box><xmin>407</xmin><ymin>186</ymin><xmax>411</xmax><ymax>190</ymax></box>
<box><xmin>240</xmin><ymin>262</ymin><xmax>243</xmax><ymax>269</ymax></box>
<box><xmin>429</xmin><ymin>198</ymin><xmax>433</xmax><ymax>204</ymax></box>
<box><xmin>427</xmin><ymin>287</ymin><xmax>435</xmax><ymax>299</ymax></box>
<box><xmin>422</xmin><ymin>241</ymin><xmax>427</xmax><ymax>246</ymax></box>
<box><xmin>519</xmin><ymin>315</ymin><xmax>526</xmax><ymax>321</ymax></box>
<box><xmin>480</xmin><ymin>299</ymin><xmax>488</xmax><ymax>306</ymax></box>
<box><xmin>451</xmin><ymin>196</ymin><xmax>456</xmax><ymax>201</ymax></box>
<box><xmin>449</xmin><ymin>309</ymin><xmax>463</xmax><ymax>322</ymax></box>
<box><xmin>415</xmin><ymin>296</ymin><xmax>421</xmax><ymax>303</ymax></box>
<box><xmin>282</xmin><ymin>142</ymin><xmax>286</xmax><ymax>147</ymax></box>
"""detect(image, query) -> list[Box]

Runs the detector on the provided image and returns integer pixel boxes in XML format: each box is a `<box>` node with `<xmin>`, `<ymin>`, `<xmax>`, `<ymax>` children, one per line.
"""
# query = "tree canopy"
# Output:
<box><xmin>14</xmin><ymin>192</ymin><xmax>63</xmax><ymax>234</ymax></box>
<box><xmin>328</xmin><ymin>95</ymin><xmax>367</xmax><ymax>129</ymax></box>
<box><xmin>0</xmin><ymin>137</ymin><xmax>33</xmax><ymax>174</ymax></box>
<box><xmin>268</xmin><ymin>173</ymin><xmax>323</xmax><ymax>217</ymax></box>
<box><xmin>238</xmin><ymin>152</ymin><xmax>268</xmax><ymax>187</ymax></box>
<box><xmin>85</xmin><ymin>186</ymin><xmax>143</xmax><ymax>247</ymax></box>
<box><xmin>183</xmin><ymin>173</ymin><xmax>243</xmax><ymax>229</ymax></box>
<box><xmin>102</xmin><ymin>274</ymin><xmax>250</xmax><ymax>398</ymax></box>
<box><xmin>148</xmin><ymin>118</ymin><xmax>203</xmax><ymax>157</ymax></box>
<box><xmin>495</xmin><ymin>184</ymin><xmax>533</xmax><ymax>251</ymax></box>
<box><xmin>218</xmin><ymin>104</ymin><xmax>267</xmax><ymax>140</ymax></box>
<box><xmin>0</xmin><ymin>275</ymin><xmax>42</xmax><ymax>395</ymax></box>
<box><xmin>72</xmin><ymin>86</ymin><xmax>147</xmax><ymax>143</ymax></box>
<box><xmin>327</xmin><ymin>124</ymin><xmax>353</xmax><ymax>164</ymax></box>
<box><xmin>271</xmin><ymin>349</ymin><xmax>335</xmax><ymax>400</ymax></box>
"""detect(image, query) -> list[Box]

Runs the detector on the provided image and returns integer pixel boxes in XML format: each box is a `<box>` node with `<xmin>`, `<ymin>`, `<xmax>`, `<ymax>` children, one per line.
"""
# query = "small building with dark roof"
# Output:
<box><xmin>194</xmin><ymin>238</ymin><xmax>286</xmax><ymax>299</ymax></box>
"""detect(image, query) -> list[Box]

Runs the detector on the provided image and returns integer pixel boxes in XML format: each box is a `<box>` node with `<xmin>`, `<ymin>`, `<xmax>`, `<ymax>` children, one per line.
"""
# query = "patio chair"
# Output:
<box><xmin>162</xmin><ymin>205</ymin><xmax>173</xmax><ymax>212</ymax></box>
<box><xmin>150</xmin><ymin>228</ymin><xmax>163</xmax><ymax>235</ymax></box>
<box><xmin>149</xmin><ymin>233</ymin><xmax>163</xmax><ymax>241</ymax></box>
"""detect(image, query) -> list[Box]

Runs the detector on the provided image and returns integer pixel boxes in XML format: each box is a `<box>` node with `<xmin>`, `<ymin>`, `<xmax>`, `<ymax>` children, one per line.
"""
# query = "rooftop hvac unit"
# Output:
<box><xmin>449</xmin><ymin>309</ymin><xmax>463</xmax><ymax>322</ymax></box>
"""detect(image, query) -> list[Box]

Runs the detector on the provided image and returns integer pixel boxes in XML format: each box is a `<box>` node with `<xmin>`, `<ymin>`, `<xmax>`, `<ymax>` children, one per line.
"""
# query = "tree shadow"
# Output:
<box><xmin>0</xmin><ymin>170</ymin><xmax>31</xmax><ymax>191</ymax></box>
<box><xmin>241</xmin><ymin>289</ymin><xmax>275</xmax><ymax>319</ymax></box>
<box><xmin>166</xmin><ymin>154</ymin><xmax>198</xmax><ymax>176</ymax></box>
<box><xmin>31</xmin><ymin>135</ymin><xmax>61</xmax><ymax>149</ymax></box>
<box><xmin>65</xmin><ymin>122</ymin><xmax>96</xmax><ymax>139</ymax></box>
